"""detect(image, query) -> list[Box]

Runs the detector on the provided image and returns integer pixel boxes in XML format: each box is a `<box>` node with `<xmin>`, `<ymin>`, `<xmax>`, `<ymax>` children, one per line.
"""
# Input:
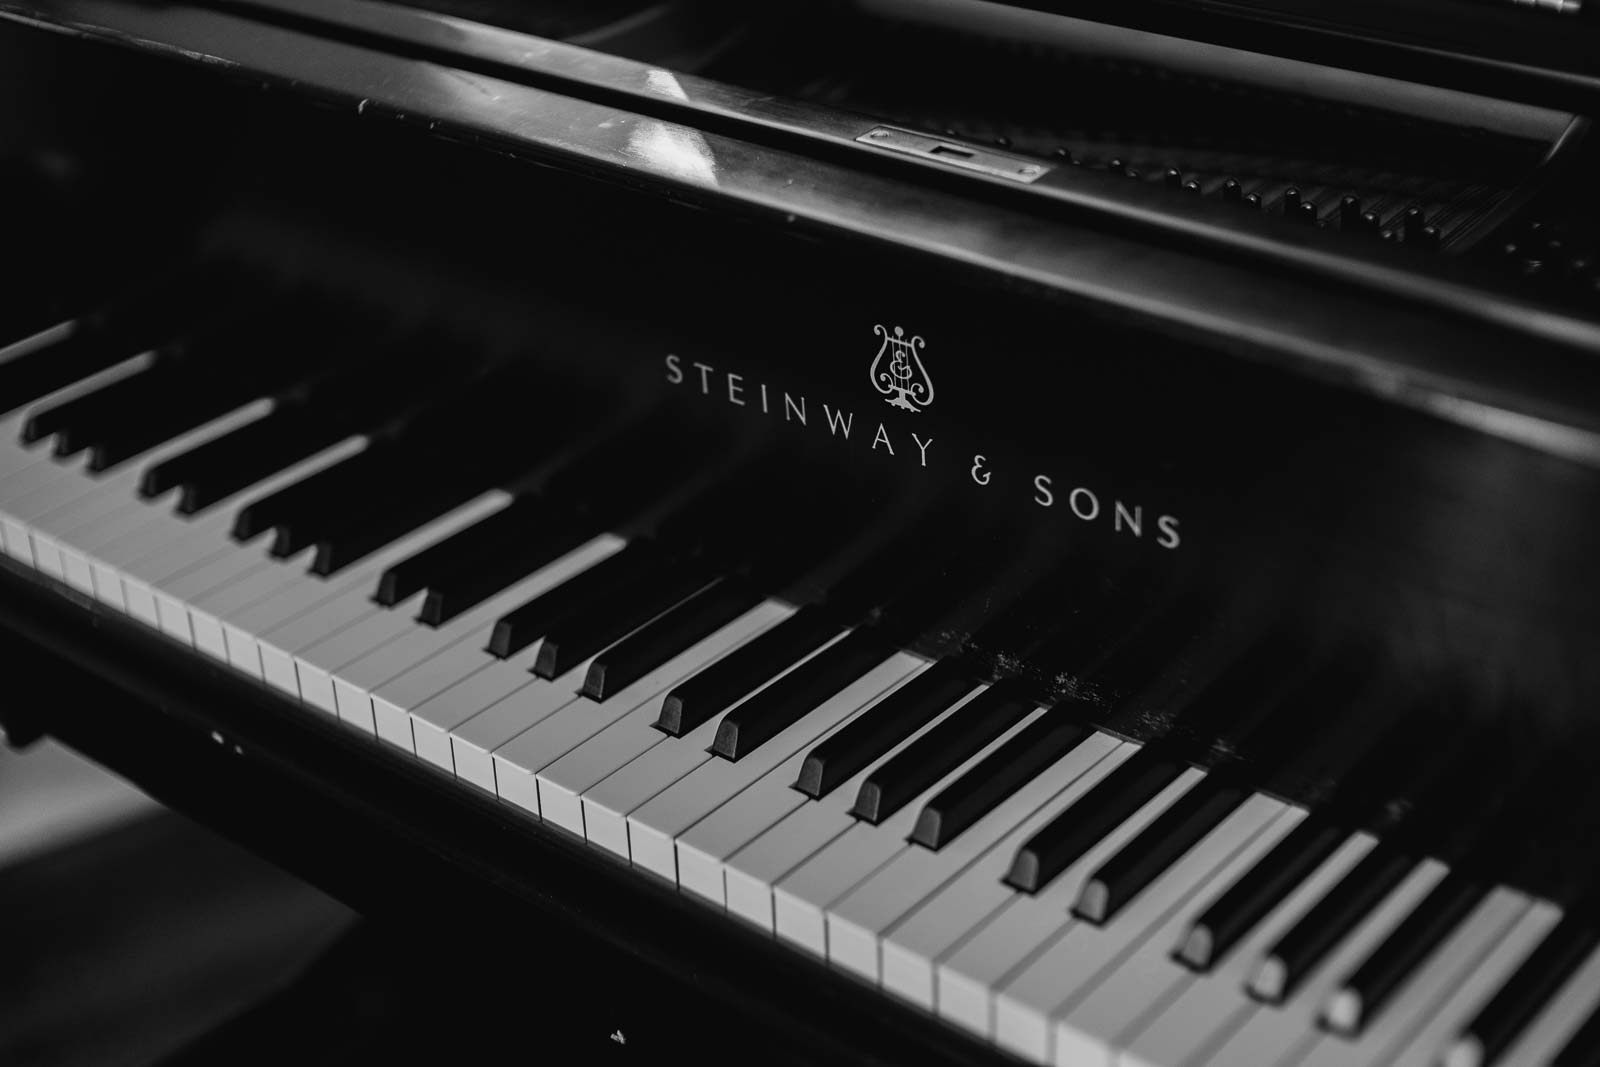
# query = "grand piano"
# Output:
<box><xmin>2</xmin><ymin>0</ymin><xmax>1599</xmax><ymax>1063</ymax></box>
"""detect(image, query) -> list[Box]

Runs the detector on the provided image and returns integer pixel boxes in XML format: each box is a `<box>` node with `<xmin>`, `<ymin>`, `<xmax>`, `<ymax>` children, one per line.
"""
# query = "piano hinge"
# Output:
<box><xmin>855</xmin><ymin>126</ymin><xmax>1051</xmax><ymax>184</ymax></box>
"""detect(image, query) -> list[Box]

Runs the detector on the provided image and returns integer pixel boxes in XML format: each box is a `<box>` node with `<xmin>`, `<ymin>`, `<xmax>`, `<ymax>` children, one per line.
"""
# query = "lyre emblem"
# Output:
<box><xmin>869</xmin><ymin>324</ymin><xmax>933</xmax><ymax>413</ymax></box>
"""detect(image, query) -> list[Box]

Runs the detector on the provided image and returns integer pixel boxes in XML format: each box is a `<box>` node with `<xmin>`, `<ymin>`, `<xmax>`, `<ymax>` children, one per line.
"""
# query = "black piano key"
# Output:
<box><xmin>1005</xmin><ymin>746</ymin><xmax>1189</xmax><ymax>893</ymax></box>
<box><xmin>962</xmin><ymin>556</ymin><xmax>1141</xmax><ymax>669</ymax></box>
<box><xmin>0</xmin><ymin>331</ymin><xmax>134</xmax><ymax>420</ymax></box>
<box><xmin>654</xmin><ymin>605</ymin><xmax>842</xmax><ymax>737</ymax></box>
<box><xmin>1456</xmin><ymin>909</ymin><xmax>1600</xmax><ymax>1067</ymax></box>
<box><xmin>532</xmin><ymin>566</ymin><xmax>716</xmax><ymax>680</ymax></box>
<box><xmin>1251</xmin><ymin>843</ymin><xmax>1418</xmax><ymax>1003</ymax></box>
<box><xmin>710</xmin><ymin>627</ymin><xmax>890</xmax><ymax>761</ymax></box>
<box><xmin>412</xmin><ymin>513</ymin><xmax>598</xmax><ymax>626</ymax></box>
<box><xmin>910</xmin><ymin>700</ymin><xmax>1096</xmax><ymax>851</ymax></box>
<box><xmin>1074</xmin><ymin>776</ymin><xmax>1250</xmax><ymax>924</ymax></box>
<box><xmin>1004</xmin><ymin>631</ymin><xmax>1300</xmax><ymax>895</ymax></box>
<box><xmin>1554</xmin><ymin>1005</ymin><xmax>1600</xmax><ymax>1067</ymax></box>
<box><xmin>485</xmin><ymin>542</ymin><xmax>664</xmax><ymax>653</ymax></box>
<box><xmin>536</xmin><ymin>410</ymin><xmax>733</xmax><ymax>525</ymax></box>
<box><xmin>1028</xmin><ymin>592</ymin><xmax>1217</xmax><ymax>717</ymax></box>
<box><xmin>265</xmin><ymin>434</ymin><xmax>466</xmax><ymax>559</ymax></box>
<box><xmin>375</xmin><ymin>496</ymin><xmax>543</xmax><ymax>606</ymax></box>
<box><xmin>0</xmin><ymin>262</ymin><xmax>249</xmax><ymax>417</ymax></box>
<box><xmin>850</xmin><ymin>684</ymin><xmax>1035</xmax><ymax>824</ymax></box>
<box><xmin>143</xmin><ymin>411</ymin><xmax>291</xmax><ymax>498</ymax></box>
<box><xmin>795</xmin><ymin>658</ymin><xmax>978</xmax><ymax>800</ymax></box>
<box><xmin>821</xmin><ymin>501</ymin><xmax>981</xmax><ymax>627</ymax></box>
<box><xmin>1323</xmin><ymin>872</ymin><xmax>1490</xmax><ymax>1035</ymax></box>
<box><xmin>1251</xmin><ymin>719</ymin><xmax>1526</xmax><ymax>1004</ymax></box>
<box><xmin>310</xmin><ymin>463</ymin><xmax>489</xmax><ymax>576</ymax></box>
<box><xmin>94</xmin><ymin>332</ymin><xmax>341</xmax><ymax>465</ymax></box>
<box><xmin>166</xmin><ymin>416</ymin><xmax>349</xmax><ymax>514</ymax></box>
<box><xmin>26</xmin><ymin>285</ymin><xmax>299</xmax><ymax>452</ymax></box>
<box><xmin>24</xmin><ymin>364</ymin><xmax>166</xmax><ymax>448</ymax></box>
<box><xmin>1176</xmin><ymin>814</ymin><xmax>1348</xmax><ymax>971</ymax></box>
<box><xmin>1073</xmin><ymin>653</ymin><xmax>1353</xmax><ymax>926</ymax></box>
<box><xmin>1340</xmin><ymin>195</ymin><xmax>1362</xmax><ymax>229</ymax></box>
<box><xmin>141</xmin><ymin>330</ymin><xmax>440</xmax><ymax>511</ymax></box>
<box><xmin>79</xmin><ymin>312</ymin><xmax>342</xmax><ymax>473</ymax></box>
<box><xmin>86</xmin><ymin>381</ymin><xmax>271</xmax><ymax>473</ymax></box>
<box><xmin>581</xmin><ymin>579</ymin><xmax>763</xmax><ymax>701</ymax></box>
<box><xmin>303</xmin><ymin>372</ymin><xmax>593</xmax><ymax>576</ymax></box>
<box><xmin>234</xmin><ymin>448</ymin><xmax>388</xmax><ymax>541</ymax></box>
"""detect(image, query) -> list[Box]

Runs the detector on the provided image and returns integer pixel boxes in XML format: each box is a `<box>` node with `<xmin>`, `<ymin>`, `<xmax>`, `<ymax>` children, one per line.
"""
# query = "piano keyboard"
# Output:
<box><xmin>5</xmin><ymin>293</ymin><xmax>1600</xmax><ymax>1067</ymax></box>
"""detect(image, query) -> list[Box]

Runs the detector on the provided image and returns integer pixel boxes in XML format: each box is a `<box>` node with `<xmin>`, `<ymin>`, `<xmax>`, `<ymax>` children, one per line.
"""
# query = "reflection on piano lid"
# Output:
<box><xmin>3</xmin><ymin>0</ymin><xmax>1600</xmax><ymax>1064</ymax></box>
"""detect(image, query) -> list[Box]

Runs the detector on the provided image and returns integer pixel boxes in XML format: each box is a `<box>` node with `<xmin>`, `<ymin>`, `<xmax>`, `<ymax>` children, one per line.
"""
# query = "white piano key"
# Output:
<box><xmin>33</xmin><ymin>398</ymin><xmax>273</xmax><ymax>539</ymax></box>
<box><xmin>466</xmin><ymin>602</ymin><xmax>791</xmax><ymax>803</ymax></box>
<box><xmin>89</xmin><ymin>498</ymin><xmax>208</xmax><ymax>590</ymax></box>
<box><xmin>155</xmin><ymin>550</ymin><xmax>279</xmax><ymax>645</ymax></box>
<box><xmin>357</xmin><ymin>632</ymin><xmax>495</xmax><ymax>738</ymax></box>
<box><xmin>1495</xmin><ymin>936</ymin><xmax>1600</xmax><ymax>1067</ymax></box>
<box><xmin>1</xmin><ymin>447</ymin><xmax>93</xmax><ymax>517</ymax></box>
<box><xmin>1388</xmin><ymin>900</ymin><xmax>1562</xmax><ymax>1067</ymax></box>
<box><xmin>1294</xmin><ymin>887</ymin><xmax>1529</xmax><ymax>1067</ymax></box>
<box><xmin>445</xmin><ymin>659</ymin><xmax>596</xmax><ymax>790</ymax></box>
<box><xmin>0</xmin><ymin>448</ymin><xmax>61</xmax><ymax>504</ymax></box>
<box><xmin>112</xmin><ymin>438</ymin><xmax>368</xmax><ymax>628</ymax></box>
<box><xmin>52</xmin><ymin>498</ymin><xmax>156</xmax><ymax>595</ymax></box>
<box><xmin>622</xmin><ymin>652</ymin><xmax>923</xmax><ymax>881</ymax></box>
<box><xmin>363</xmin><ymin>620</ymin><xmax>530</xmax><ymax>749</ymax></box>
<box><xmin>0</xmin><ymin>318</ymin><xmax>76</xmax><ymax>370</ymax></box>
<box><xmin>451</xmin><ymin>594</ymin><xmax>743</xmax><ymax>791</ymax></box>
<box><xmin>878</xmin><ymin>742</ymin><xmax>1137</xmax><ymax>1011</ymax></box>
<box><xmin>0</xmin><ymin>455</ymin><xmax>94</xmax><ymax>565</ymax></box>
<box><xmin>186</xmin><ymin>559</ymin><xmax>297</xmax><ymax>661</ymax></box>
<box><xmin>681</xmin><ymin>667</ymin><xmax>960</xmax><ymax>911</ymax></box>
<box><xmin>773</xmin><ymin>702</ymin><xmax>1047</xmax><ymax>958</ymax></box>
<box><xmin>159</xmin><ymin>540</ymin><xmax>282</xmax><ymax>604</ymax></box>
<box><xmin>1197</xmin><ymin>857</ymin><xmax>1451</xmax><ymax>1067</ymax></box>
<box><xmin>827</xmin><ymin>730</ymin><xmax>1123</xmax><ymax>984</ymax></box>
<box><xmin>0</xmin><ymin>350</ymin><xmax>155</xmax><ymax>476</ymax></box>
<box><xmin>1119</xmin><ymin>830</ymin><xmax>1379</xmax><ymax>1067</ymax></box>
<box><xmin>338</xmin><ymin>534</ymin><xmax>622</xmax><ymax>736</ymax></box>
<box><xmin>935</xmin><ymin>761</ymin><xmax>1202</xmax><ymax>1040</ymax></box>
<box><xmin>246</xmin><ymin>492</ymin><xmax>505</xmax><ymax>668</ymax></box>
<box><xmin>1047</xmin><ymin>799</ymin><xmax>1301</xmax><ymax>1067</ymax></box>
<box><xmin>576</xmin><ymin>628</ymin><xmax>854</xmax><ymax>852</ymax></box>
<box><xmin>87</xmin><ymin>436</ymin><xmax>360</xmax><ymax>587</ymax></box>
<box><xmin>55</xmin><ymin>487</ymin><xmax>158</xmax><ymax>547</ymax></box>
<box><xmin>2</xmin><ymin>454</ymin><xmax>93</xmax><ymax>570</ymax></box>
<box><xmin>245</xmin><ymin>490</ymin><xmax>509</xmax><ymax>684</ymax></box>
<box><xmin>257</xmin><ymin>597</ymin><xmax>384</xmax><ymax>693</ymax></box>
<box><xmin>989</xmin><ymin>793</ymin><xmax>1284</xmax><ymax>1063</ymax></box>
<box><xmin>23</xmin><ymin>395</ymin><xmax>276</xmax><ymax>590</ymax></box>
<box><xmin>413</xmin><ymin>644</ymin><xmax>550</xmax><ymax>776</ymax></box>
<box><xmin>528</xmin><ymin>601</ymin><xmax>795</xmax><ymax>832</ymax></box>
<box><xmin>80</xmin><ymin>473</ymin><xmax>297</xmax><ymax>615</ymax></box>
<box><xmin>294</xmin><ymin>599</ymin><xmax>422</xmax><ymax>715</ymax></box>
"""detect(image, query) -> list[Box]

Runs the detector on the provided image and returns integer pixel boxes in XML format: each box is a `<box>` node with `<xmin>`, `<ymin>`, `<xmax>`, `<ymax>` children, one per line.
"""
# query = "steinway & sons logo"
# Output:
<box><xmin>870</xmin><ymin>324</ymin><xmax>932</xmax><ymax>413</ymax></box>
<box><xmin>662</xmin><ymin>323</ymin><xmax>1181</xmax><ymax>550</ymax></box>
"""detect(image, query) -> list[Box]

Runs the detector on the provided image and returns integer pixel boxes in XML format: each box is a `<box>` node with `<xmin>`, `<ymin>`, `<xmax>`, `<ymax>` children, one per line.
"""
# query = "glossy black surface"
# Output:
<box><xmin>4</xmin><ymin>2</ymin><xmax>1600</xmax><ymax>1059</ymax></box>
<box><xmin>3</xmin><ymin>2</ymin><xmax>1600</xmax><ymax>765</ymax></box>
<box><xmin>8</xmin><ymin>0</ymin><xmax>1600</xmax><ymax>461</ymax></box>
